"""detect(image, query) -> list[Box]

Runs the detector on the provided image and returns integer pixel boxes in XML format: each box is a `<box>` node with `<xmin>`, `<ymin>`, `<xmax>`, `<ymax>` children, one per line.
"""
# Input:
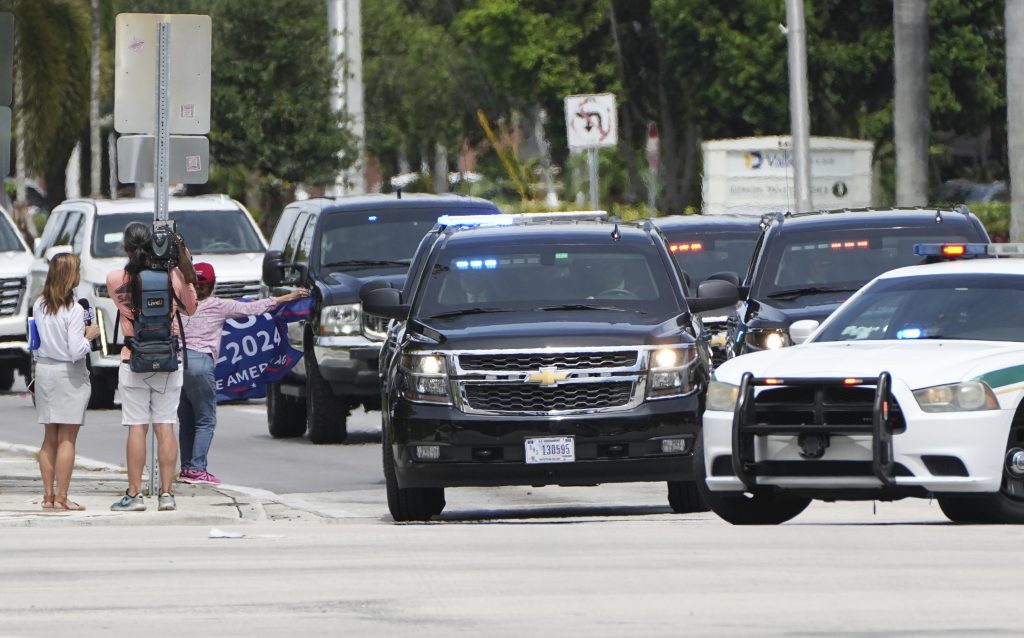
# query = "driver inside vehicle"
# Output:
<box><xmin>588</xmin><ymin>262</ymin><xmax>630</xmax><ymax>299</ymax></box>
<box><xmin>458</xmin><ymin>269</ymin><xmax>492</xmax><ymax>304</ymax></box>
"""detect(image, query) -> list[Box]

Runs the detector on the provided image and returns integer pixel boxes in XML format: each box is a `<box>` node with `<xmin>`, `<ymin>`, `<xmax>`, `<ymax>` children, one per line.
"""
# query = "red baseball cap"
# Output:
<box><xmin>194</xmin><ymin>262</ymin><xmax>216</xmax><ymax>284</ymax></box>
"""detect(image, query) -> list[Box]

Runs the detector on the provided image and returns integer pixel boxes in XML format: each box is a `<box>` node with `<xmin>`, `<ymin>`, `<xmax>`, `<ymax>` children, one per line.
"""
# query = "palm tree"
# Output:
<box><xmin>893</xmin><ymin>0</ymin><xmax>930</xmax><ymax>207</ymax></box>
<box><xmin>1008</xmin><ymin>0</ymin><xmax>1024</xmax><ymax>242</ymax></box>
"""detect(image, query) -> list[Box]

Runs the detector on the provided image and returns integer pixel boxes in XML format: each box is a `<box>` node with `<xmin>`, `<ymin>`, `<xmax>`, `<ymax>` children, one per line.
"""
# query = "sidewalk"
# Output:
<box><xmin>0</xmin><ymin>442</ymin><xmax>268</xmax><ymax>527</ymax></box>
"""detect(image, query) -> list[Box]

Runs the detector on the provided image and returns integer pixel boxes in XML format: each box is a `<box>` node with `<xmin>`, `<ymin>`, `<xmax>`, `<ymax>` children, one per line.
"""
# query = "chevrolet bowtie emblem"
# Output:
<box><xmin>527</xmin><ymin>367</ymin><xmax>569</xmax><ymax>386</ymax></box>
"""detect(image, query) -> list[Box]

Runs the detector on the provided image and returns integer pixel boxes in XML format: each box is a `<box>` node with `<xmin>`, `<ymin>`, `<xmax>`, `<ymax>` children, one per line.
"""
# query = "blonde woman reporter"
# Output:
<box><xmin>33</xmin><ymin>252</ymin><xmax>100</xmax><ymax>511</ymax></box>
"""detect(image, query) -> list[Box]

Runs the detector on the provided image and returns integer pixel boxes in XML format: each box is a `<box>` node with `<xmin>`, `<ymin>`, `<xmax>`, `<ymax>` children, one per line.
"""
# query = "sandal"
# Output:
<box><xmin>54</xmin><ymin>500</ymin><xmax>86</xmax><ymax>511</ymax></box>
<box><xmin>41</xmin><ymin>497</ymin><xmax>54</xmax><ymax>510</ymax></box>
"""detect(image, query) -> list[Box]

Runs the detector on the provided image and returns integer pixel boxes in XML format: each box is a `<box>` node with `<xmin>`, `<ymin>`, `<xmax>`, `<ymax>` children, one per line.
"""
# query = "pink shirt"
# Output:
<box><xmin>107</xmin><ymin>268</ymin><xmax>198</xmax><ymax>361</ymax></box>
<box><xmin>181</xmin><ymin>296</ymin><xmax>279</xmax><ymax>360</ymax></box>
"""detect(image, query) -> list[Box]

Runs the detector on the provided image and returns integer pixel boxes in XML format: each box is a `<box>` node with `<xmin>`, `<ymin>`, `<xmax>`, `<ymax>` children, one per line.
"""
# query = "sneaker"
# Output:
<box><xmin>181</xmin><ymin>469</ymin><xmax>221</xmax><ymax>485</ymax></box>
<box><xmin>158</xmin><ymin>492</ymin><xmax>177</xmax><ymax>511</ymax></box>
<box><xmin>110</xmin><ymin>491</ymin><xmax>146</xmax><ymax>512</ymax></box>
<box><xmin>178</xmin><ymin>468</ymin><xmax>200</xmax><ymax>483</ymax></box>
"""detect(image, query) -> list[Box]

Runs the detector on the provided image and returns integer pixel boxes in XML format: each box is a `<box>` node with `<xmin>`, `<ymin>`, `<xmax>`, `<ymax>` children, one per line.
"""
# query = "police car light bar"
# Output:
<box><xmin>437</xmin><ymin>211</ymin><xmax>608</xmax><ymax>229</ymax></box>
<box><xmin>987</xmin><ymin>243</ymin><xmax>1024</xmax><ymax>257</ymax></box>
<box><xmin>436</xmin><ymin>214</ymin><xmax>516</xmax><ymax>228</ymax></box>
<box><xmin>913</xmin><ymin>243</ymin><xmax>988</xmax><ymax>258</ymax></box>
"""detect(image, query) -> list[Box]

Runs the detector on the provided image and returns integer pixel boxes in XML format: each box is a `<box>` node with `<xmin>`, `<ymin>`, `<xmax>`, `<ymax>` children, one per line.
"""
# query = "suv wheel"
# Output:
<box><xmin>0</xmin><ymin>366</ymin><xmax>13</xmax><ymax>391</ymax></box>
<box><xmin>382</xmin><ymin>435</ymin><xmax>445</xmax><ymax>522</ymax></box>
<box><xmin>87</xmin><ymin>369</ymin><xmax>116</xmax><ymax>410</ymax></box>
<box><xmin>694</xmin><ymin>432</ymin><xmax>810</xmax><ymax>525</ymax></box>
<box><xmin>304</xmin><ymin>346</ymin><xmax>348</xmax><ymax>444</ymax></box>
<box><xmin>667</xmin><ymin>480</ymin><xmax>710</xmax><ymax>514</ymax></box>
<box><xmin>267</xmin><ymin>382</ymin><xmax>306</xmax><ymax>438</ymax></box>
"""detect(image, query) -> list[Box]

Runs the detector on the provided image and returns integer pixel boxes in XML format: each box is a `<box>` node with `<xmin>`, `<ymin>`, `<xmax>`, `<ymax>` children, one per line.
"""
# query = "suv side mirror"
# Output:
<box><xmin>262</xmin><ymin>250</ymin><xmax>285</xmax><ymax>287</ymax></box>
<box><xmin>705</xmin><ymin>271</ymin><xmax>740</xmax><ymax>287</ymax></box>
<box><xmin>686</xmin><ymin>279</ymin><xmax>739</xmax><ymax>313</ymax></box>
<box><xmin>789</xmin><ymin>319</ymin><xmax>820</xmax><ymax>345</ymax></box>
<box><xmin>361</xmin><ymin>286</ymin><xmax>409</xmax><ymax>321</ymax></box>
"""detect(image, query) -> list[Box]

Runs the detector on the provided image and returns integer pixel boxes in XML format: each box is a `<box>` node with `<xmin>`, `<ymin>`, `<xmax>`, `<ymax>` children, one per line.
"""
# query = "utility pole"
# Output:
<box><xmin>328</xmin><ymin>0</ymin><xmax>366</xmax><ymax>195</ymax></box>
<box><xmin>894</xmin><ymin>0</ymin><xmax>930</xmax><ymax>207</ymax></box>
<box><xmin>1007</xmin><ymin>0</ymin><xmax>1024</xmax><ymax>241</ymax></box>
<box><xmin>785</xmin><ymin>0</ymin><xmax>813</xmax><ymax>214</ymax></box>
<box><xmin>90</xmin><ymin>0</ymin><xmax>101</xmax><ymax>195</ymax></box>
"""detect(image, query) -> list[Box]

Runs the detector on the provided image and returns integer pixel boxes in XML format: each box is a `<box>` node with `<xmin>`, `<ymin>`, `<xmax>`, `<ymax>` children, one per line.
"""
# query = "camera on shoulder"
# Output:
<box><xmin>150</xmin><ymin>220</ymin><xmax>184</xmax><ymax>271</ymax></box>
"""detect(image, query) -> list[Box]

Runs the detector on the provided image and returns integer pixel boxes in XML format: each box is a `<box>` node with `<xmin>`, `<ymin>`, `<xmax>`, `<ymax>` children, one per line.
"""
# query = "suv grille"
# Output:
<box><xmin>0</xmin><ymin>278</ymin><xmax>26</xmax><ymax>317</ymax></box>
<box><xmin>362</xmin><ymin>313</ymin><xmax>390</xmax><ymax>341</ymax></box>
<box><xmin>458</xmin><ymin>351</ymin><xmax>638</xmax><ymax>372</ymax></box>
<box><xmin>464</xmin><ymin>381</ymin><xmax>634</xmax><ymax>412</ymax></box>
<box><xmin>214</xmin><ymin>280</ymin><xmax>262</xmax><ymax>299</ymax></box>
<box><xmin>754</xmin><ymin>386</ymin><xmax>905</xmax><ymax>429</ymax></box>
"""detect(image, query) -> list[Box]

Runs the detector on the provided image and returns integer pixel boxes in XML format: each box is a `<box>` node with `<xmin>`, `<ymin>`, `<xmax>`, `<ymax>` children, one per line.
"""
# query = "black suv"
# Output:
<box><xmin>360</xmin><ymin>213</ymin><xmax>739</xmax><ymax>521</ymax></box>
<box><xmin>729</xmin><ymin>206</ymin><xmax>990</xmax><ymax>357</ymax></box>
<box><xmin>262</xmin><ymin>194</ymin><xmax>501</xmax><ymax>444</ymax></box>
<box><xmin>655</xmin><ymin>213</ymin><xmax>763</xmax><ymax>363</ymax></box>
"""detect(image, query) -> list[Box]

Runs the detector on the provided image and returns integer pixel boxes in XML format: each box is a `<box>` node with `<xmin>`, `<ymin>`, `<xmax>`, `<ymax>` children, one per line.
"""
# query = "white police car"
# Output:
<box><xmin>698</xmin><ymin>243</ymin><xmax>1024</xmax><ymax>524</ymax></box>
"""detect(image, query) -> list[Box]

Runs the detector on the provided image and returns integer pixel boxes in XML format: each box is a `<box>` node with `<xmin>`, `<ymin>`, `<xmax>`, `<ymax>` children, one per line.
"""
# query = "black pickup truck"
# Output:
<box><xmin>360</xmin><ymin>212</ymin><xmax>740</xmax><ymax>520</ymax></box>
<box><xmin>261</xmin><ymin>194</ymin><xmax>501</xmax><ymax>444</ymax></box>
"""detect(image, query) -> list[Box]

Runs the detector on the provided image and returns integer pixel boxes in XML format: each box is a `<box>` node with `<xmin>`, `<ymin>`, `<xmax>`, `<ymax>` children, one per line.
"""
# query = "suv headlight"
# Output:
<box><xmin>646</xmin><ymin>346</ymin><xmax>695</xmax><ymax>398</ymax></box>
<box><xmin>745</xmin><ymin>328</ymin><xmax>790</xmax><ymax>350</ymax></box>
<box><xmin>320</xmin><ymin>303</ymin><xmax>361</xmax><ymax>336</ymax></box>
<box><xmin>913</xmin><ymin>381</ymin><xmax>999</xmax><ymax>412</ymax></box>
<box><xmin>706</xmin><ymin>380</ymin><xmax>740</xmax><ymax>412</ymax></box>
<box><xmin>400</xmin><ymin>353</ymin><xmax>451</xmax><ymax>404</ymax></box>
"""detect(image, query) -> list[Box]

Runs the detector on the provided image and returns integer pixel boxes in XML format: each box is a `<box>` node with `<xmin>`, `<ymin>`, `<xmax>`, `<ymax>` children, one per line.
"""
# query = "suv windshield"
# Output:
<box><xmin>92</xmin><ymin>210</ymin><xmax>264</xmax><ymax>258</ymax></box>
<box><xmin>0</xmin><ymin>214</ymin><xmax>24</xmax><ymax>252</ymax></box>
<box><xmin>816</xmin><ymin>274</ymin><xmax>1024</xmax><ymax>343</ymax></box>
<box><xmin>418</xmin><ymin>242</ymin><xmax>682</xmax><ymax>317</ymax></box>
<box><xmin>753</xmin><ymin>225</ymin><xmax>978</xmax><ymax>300</ymax></box>
<box><xmin>665</xmin><ymin>230</ymin><xmax>759</xmax><ymax>286</ymax></box>
<box><xmin>319</xmin><ymin>210</ymin><xmax>467</xmax><ymax>269</ymax></box>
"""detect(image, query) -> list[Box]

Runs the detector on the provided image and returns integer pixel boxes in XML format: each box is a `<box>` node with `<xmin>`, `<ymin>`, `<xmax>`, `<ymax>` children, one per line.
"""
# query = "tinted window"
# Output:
<box><xmin>665</xmin><ymin>231</ymin><xmax>759</xmax><ymax>286</ymax></box>
<box><xmin>418</xmin><ymin>242</ymin><xmax>682</xmax><ymax>317</ymax></box>
<box><xmin>816</xmin><ymin>274</ymin><xmax>1024</xmax><ymax>343</ymax></box>
<box><xmin>0</xmin><ymin>213</ymin><xmax>24</xmax><ymax>252</ymax></box>
<box><xmin>269</xmin><ymin>207</ymin><xmax>301</xmax><ymax>251</ymax></box>
<box><xmin>282</xmin><ymin>212</ymin><xmax>310</xmax><ymax>264</ymax></box>
<box><xmin>754</xmin><ymin>225</ymin><xmax>982</xmax><ymax>299</ymax></box>
<box><xmin>319</xmin><ymin>210</ymin><xmax>447</xmax><ymax>269</ymax></box>
<box><xmin>56</xmin><ymin>212</ymin><xmax>82</xmax><ymax>247</ymax></box>
<box><xmin>91</xmin><ymin>210</ymin><xmax>265</xmax><ymax>258</ymax></box>
<box><xmin>37</xmin><ymin>211</ymin><xmax>67</xmax><ymax>253</ymax></box>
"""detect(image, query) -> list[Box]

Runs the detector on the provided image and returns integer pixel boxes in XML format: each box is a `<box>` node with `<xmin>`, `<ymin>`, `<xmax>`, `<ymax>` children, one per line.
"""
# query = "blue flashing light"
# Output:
<box><xmin>913</xmin><ymin>243</ymin><xmax>988</xmax><ymax>258</ymax></box>
<box><xmin>484</xmin><ymin>259</ymin><xmax>498</xmax><ymax>269</ymax></box>
<box><xmin>455</xmin><ymin>260</ymin><xmax>470</xmax><ymax>270</ymax></box>
<box><xmin>896</xmin><ymin>327</ymin><xmax>923</xmax><ymax>340</ymax></box>
<box><xmin>469</xmin><ymin>259</ymin><xmax>483</xmax><ymax>269</ymax></box>
<box><xmin>437</xmin><ymin>213</ymin><xmax>515</xmax><ymax>228</ymax></box>
<box><xmin>368</xmin><ymin>215</ymin><xmax>378</xmax><ymax>222</ymax></box>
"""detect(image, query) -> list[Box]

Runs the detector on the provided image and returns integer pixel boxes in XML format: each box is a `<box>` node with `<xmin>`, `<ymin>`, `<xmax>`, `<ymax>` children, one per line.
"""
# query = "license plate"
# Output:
<box><xmin>525</xmin><ymin>436</ymin><xmax>575</xmax><ymax>464</ymax></box>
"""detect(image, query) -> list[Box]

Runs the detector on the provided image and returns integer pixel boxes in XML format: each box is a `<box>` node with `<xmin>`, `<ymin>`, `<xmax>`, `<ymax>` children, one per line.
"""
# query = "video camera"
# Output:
<box><xmin>150</xmin><ymin>219</ymin><xmax>185</xmax><ymax>271</ymax></box>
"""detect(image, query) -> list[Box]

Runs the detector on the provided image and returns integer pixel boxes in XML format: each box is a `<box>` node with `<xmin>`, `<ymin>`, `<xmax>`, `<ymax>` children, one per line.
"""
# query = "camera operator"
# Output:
<box><xmin>105</xmin><ymin>221</ymin><xmax>198</xmax><ymax>512</ymax></box>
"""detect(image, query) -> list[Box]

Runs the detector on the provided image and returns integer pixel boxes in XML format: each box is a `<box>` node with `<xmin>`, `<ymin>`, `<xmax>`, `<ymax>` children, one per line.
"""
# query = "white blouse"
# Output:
<box><xmin>33</xmin><ymin>298</ymin><xmax>91</xmax><ymax>362</ymax></box>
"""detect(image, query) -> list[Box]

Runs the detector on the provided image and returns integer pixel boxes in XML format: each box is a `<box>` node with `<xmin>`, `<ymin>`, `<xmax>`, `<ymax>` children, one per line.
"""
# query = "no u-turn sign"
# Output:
<box><xmin>564</xmin><ymin>93</ymin><xmax>618</xmax><ymax>150</ymax></box>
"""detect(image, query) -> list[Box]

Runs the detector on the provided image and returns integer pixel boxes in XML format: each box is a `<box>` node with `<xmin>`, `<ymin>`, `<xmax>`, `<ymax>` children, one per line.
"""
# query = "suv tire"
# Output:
<box><xmin>0</xmin><ymin>366</ymin><xmax>13</xmax><ymax>391</ymax></box>
<box><xmin>87</xmin><ymin>369</ymin><xmax>116</xmax><ymax>410</ymax></box>
<box><xmin>667</xmin><ymin>480</ymin><xmax>710</xmax><ymax>514</ymax></box>
<box><xmin>694</xmin><ymin>432</ymin><xmax>810</xmax><ymax>525</ymax></box>
<box><xmin>267</xmin><ymin>382</ymin><xmax>306</xmax><ymax>438</ymax></box>
<box><xmin>304</xmin><ymin>346</ymin><xmax>348</xmax><ymax>444</ymax></box>
<box><xmin>382</xmin><ymin>434</ymin><xmax>445</xmax><ymax>522</ymax></box>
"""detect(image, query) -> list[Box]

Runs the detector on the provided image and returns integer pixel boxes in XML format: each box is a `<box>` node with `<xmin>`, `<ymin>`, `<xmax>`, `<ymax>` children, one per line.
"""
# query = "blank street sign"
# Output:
<box><xmin>117</xmin><ymin>134</ymin><xmax>209</xmax><ymax>184</ymax></box>
<box><xmin>114</xmin><ymin>13</ymin><xmax>211</xmax><ymax>134</ymax></box>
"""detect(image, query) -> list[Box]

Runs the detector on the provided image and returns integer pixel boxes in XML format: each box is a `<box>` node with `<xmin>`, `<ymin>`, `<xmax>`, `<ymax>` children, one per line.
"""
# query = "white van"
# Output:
<box><xmin>0</xmin><ymin>206</ymin><xmax>32</xmax><ymax>391</ymax></box>
<box><xmin>28</xmin><ymin>196</ymin><xmax>267</xmax><ymax>407</ymax></box>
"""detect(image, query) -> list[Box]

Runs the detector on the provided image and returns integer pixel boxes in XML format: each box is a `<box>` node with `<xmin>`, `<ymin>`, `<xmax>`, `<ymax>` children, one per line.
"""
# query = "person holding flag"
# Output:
<box><xmin>177</xmin><ymin>262</ymin><xmax>308</xmax><ymax>484</ymax></box>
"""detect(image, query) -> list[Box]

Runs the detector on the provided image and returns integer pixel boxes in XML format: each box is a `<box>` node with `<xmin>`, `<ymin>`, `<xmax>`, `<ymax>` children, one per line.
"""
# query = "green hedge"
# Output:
<box><xmin>966</xmin><ymin>202</ymin><xmax>1009</xmax><ymax>239</ymax></box>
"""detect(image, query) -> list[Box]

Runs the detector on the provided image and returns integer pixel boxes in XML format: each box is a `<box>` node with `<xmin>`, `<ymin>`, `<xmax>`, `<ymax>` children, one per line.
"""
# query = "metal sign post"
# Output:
<box><xmin>565</xmin><ymin>93</ymin><xmax>618</xmax><ymax>212</ymax></box>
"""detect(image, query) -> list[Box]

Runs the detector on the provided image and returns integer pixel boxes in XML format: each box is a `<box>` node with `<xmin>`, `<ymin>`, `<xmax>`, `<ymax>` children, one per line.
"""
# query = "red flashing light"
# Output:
<box><xmin>941</xmin><ymin>244</ymin><xmax>966</xmax><ymax>257</ymax></box>
<box><xmin>670</xmin><ymin>242</ymin><xmax>703</xmax><ymax>253</ymax></box>
<box><xmin>830</xmin><ymin>240</ymin><xmax>870</xmax><ymax>250</ymax></box>
<box><xmin>764</xmin><ymin>378</ymin><xmax>784</xmax><ymax>385</ymax></box>
<box><xmin>843</xmin><ymin>378</ymin><xmax>863</xmax><ymax>385</ymax></box>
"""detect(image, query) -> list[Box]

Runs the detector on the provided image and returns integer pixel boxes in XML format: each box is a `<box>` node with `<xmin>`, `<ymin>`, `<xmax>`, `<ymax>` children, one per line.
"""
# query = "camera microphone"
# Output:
<box><xmin>78</xmin><ymin>298</ymin><xmax>102</xmax><ymax>351</ymax></box>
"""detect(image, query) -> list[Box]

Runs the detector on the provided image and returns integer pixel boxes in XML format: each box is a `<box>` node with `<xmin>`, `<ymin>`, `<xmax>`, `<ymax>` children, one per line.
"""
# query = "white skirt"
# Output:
<box><xmin>35</xmin><ymin>357</ymin><xmax>91</xmax><ymax>425</ymax></box>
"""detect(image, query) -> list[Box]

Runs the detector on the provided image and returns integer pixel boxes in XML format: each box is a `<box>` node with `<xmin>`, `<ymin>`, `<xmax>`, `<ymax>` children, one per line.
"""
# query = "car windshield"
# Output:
<box><xmin>0</xmin><ymin>213</ymin><xmax>24</xmax><ymax>252</ymax></box>
<box><xmin>815</xmin><ymin>273</ymin><xmax>1024</xmax><ymax>343</ymax></box>
<box><xmin>754</xmin><ymin>225</ymin><xmax>981</xmax><ymax>301</ymax></box>
<box><xmin>417</xmin><ymin>242</ymin><xmax>682</xmax><ymax>318</ymax></box>
<box><xmin>664</xmin><ymin>230</ymin><xmax>759</xmax><ymax>286</ymax></box>
<box><xmin>91</xmin><ymin>210</ymin><xmax>264</xmax><ymax>258</ymax></box>
<box><xmin>319</xmin><ymin>209</ymin><xmax>478</xmax><ymax>270</ymax></box>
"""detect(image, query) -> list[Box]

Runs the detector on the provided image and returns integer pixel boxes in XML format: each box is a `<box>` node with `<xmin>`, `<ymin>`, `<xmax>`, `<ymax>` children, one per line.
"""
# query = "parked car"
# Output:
<box><xmin>0</xmin><ymin>206</ymin><xmax>33</xmax><ymax>391</ymax></box>
<box><xmin>28</xmin><ymin>196</ymin><xmax>267</xmax><ymax>407</ymax></box>
<box><xmin>361</xmin><ymin>212</ymin><xmax>740</xmax><ymax>521</ymax></box>
<box><xmin>727</xmin><ymin>207</ymin><xmax>990</xmax><ymax>358</ymax></box>
<box><xmin>699</xmin><ymin>243</ymin><xmax>1024</xmax><ymax>524</ymax></box>
<box><xmin>655</xmin><ymin>213</ymin><xmax>763</xmax><ymax>364</ymax></box>
<box><xmin>262</xmin><ymin>193</ymin><xmax>502</xmax><ymax>444</ymax></box>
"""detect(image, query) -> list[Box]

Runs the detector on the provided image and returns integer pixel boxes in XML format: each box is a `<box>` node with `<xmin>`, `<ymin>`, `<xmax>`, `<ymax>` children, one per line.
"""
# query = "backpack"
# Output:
<box><xmin>125</xmin><ymin>269</ymin><xmax>187</xmax><ymax>373</ymax></box>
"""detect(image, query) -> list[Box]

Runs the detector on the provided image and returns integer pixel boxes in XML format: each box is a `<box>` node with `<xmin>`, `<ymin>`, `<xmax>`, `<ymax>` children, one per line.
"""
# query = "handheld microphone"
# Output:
<box><xmin>77</xmin><ymin>298</ymin><xmax>102</xmax><ymax>351</ymax></box>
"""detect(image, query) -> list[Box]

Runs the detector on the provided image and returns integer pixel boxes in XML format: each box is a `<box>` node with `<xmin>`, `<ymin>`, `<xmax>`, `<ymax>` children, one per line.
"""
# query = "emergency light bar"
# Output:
<box><xmin>913</xmin><ymin>243</ymin><xmax>988</xmax><ymax>258</ymax></box>
<box><xmin>670</xmin><ymin>242</ymin><xmax>703</xmax><ymax>253</ymax></box>
<box><xmin>437</xmin><ymin>211</ymin><xmax>608</xmax><ymax>229</ymax></box>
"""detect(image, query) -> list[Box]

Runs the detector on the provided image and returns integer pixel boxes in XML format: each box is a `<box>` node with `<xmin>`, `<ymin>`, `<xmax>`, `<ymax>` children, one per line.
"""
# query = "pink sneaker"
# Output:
<box><xmin>178</xmin><ymin>468</ymin><xmax>201</xmax><ymax>483</ymax></box>
<box><xmin>191</xmin><ymin>470</ymin><xmax>221</xmax><ymax>485</ymax></box>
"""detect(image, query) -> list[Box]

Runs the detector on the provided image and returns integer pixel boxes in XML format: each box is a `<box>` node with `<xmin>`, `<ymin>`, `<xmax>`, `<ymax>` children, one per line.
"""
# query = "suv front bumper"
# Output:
<box><xmin>389</xmin><ymin>394</ymin><xmax>701</xmax><ymax>488</ymax></box>
<box><xmin>311</xmin><ymin>335</ymin><xmax>382</xmax><ymax>397</ymax></box>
